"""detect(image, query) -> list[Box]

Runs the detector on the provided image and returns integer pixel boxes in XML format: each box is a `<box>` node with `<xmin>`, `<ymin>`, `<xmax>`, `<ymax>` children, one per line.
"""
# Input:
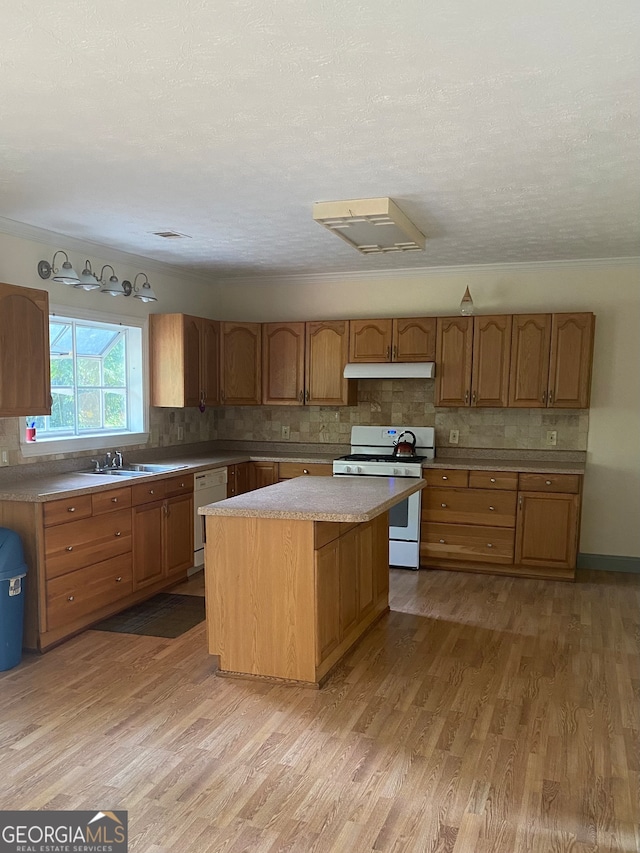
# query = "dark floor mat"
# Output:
<box><xmin>92</xmin><ymin>593</ymin><xmax>205</xmax><ymax>638</ymax></box>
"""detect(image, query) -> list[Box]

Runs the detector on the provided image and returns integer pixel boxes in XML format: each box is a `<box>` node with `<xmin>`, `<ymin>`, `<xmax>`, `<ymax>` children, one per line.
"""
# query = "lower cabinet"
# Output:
<box><xmin>251</xmin><ymin>461</ymin><xmax>279</xmax><ymax>489</ymax></box>
<box><xmin>420</xmin><ymin>468</ymin><xmax>581</xmax><ymax>580</ymax></box>
<box><xmin>227</xmin><ymin>462</ymin><xmax>253</xmax><ymax>496</ymax></box>
<box><xmin>0</xmin><ymin>474</ymin><xmax>194</xmax><ymax>652</ymax></box>
<box><xmin>278</xmin><ymin>461</ymin><xmax>333</xmax><ymax>481</ymax></box>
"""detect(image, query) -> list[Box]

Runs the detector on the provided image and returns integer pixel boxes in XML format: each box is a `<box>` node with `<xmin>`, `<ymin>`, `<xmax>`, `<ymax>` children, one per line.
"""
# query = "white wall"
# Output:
<box><xmin>1</xmin><ymin>228</ymin><xmax>638</xmax><ymax>559</ymax></box>
<box><xmin>210</xmin><ymin>260</ymin><xmax>640</xmax><ymax>560</ymax></box>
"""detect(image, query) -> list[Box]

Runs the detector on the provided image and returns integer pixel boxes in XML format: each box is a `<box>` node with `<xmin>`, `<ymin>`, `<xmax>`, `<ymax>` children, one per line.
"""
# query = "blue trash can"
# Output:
<box><xmin>0</xmin><ymin>528</ymin><xmax>28</xmax><ymax>672</ymax></box>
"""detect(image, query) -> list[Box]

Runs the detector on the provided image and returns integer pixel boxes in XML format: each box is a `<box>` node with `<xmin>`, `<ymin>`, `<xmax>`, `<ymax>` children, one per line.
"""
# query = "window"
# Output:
<box><xmin>24</xmin><ymin>309</ymin><xmax>146</xmax><ymax>454</ymax></box>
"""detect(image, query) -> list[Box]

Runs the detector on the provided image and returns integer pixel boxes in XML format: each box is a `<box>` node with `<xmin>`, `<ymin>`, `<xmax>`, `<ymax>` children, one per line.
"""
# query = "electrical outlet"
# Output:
<box><xmin>281</xmin><ymin>425</ymin><xmax>290</xmax><ymax>439</ymax></box>
<box><xmin>0</xmin><ymin>447</ymin><xmax>8</xmax><ymax>466</ymax></box>
<box><xmin>449</xmin><ymin>429</ymin><xmax>459</xmax><ymax>445</ymax></box>
<box><xmin>177</xmin><ymin>425</ymin><xmax>184</xmax><ymax>441</ymax></box>
<box><xmin>546</xmin><ymin>430</ymin><xmax>558</xmax><ymax>446</ymax></box>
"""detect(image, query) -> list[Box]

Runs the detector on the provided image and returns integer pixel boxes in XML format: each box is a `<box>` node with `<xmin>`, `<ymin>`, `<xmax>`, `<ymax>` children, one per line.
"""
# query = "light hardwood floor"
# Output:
<box><xmin>1</xmin><ymin>568</ymin><xmax>638</xmax><ymax>853</ymax></box>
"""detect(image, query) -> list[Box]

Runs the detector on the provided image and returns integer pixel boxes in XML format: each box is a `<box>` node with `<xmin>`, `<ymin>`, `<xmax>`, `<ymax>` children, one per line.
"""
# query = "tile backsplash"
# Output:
<box><xmin>215</xmin><ymin>379</ymin><xmax>589</xmax><ymax>451</ymax></box>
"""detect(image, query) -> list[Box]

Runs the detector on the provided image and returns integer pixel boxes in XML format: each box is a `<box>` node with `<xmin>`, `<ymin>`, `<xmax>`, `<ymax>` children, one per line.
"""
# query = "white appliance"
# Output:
<box><xmin>332</xmin><ymin>425</ymin><xmax>435</xmax><ymax>570</ymax></box>
<box><xmin>193</xmin><ymin>468</ymin><xmax>228</xmax><ymax>569</ymax></box>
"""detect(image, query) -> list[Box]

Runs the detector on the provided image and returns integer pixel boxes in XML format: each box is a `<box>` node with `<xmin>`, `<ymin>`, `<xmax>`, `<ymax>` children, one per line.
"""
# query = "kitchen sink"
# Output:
<box><xmin>80</xmin><ymin>463</ymin><xmax>189</xmax><ymax>477</ymax></box>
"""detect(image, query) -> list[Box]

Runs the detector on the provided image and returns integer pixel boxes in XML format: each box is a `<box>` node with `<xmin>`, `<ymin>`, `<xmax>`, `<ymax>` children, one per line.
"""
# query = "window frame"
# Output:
<box><xmin>20</xmin><ymin>303</ymin><xmax>149</xmax><ymax>458</ymax></box>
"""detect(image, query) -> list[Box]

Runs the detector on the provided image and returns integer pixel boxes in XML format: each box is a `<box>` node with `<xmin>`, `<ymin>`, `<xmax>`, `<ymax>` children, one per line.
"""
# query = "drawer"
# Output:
<box><xmin>279</xmin><ymin>462</ymin><xmax>334</xmax><ymax>479</ymax></box>
<box><xmin>469</xmin><ymin>470</ymin><xmax>518</xmax><ymax>491</ymax></box>
<box><xmin>421</xmin><ymin>468</ymin><xmax>469</xmax><ymax>487</ymax></box>
<box><xmin>44</xmin><ymin>509</ymin><xmax>132</xmax><ymax>579</ymax></box>
<box><xmin>164</xmin><ymin>472</ymin><xmax>194</xmax><ymax>497</ymax></box>
<box><xmin>92</xmin><ymin>486</ymin><xmax>132</xmax><ymax>515</ymax></box>
<box><xmin>518</xmin><ymin>473</ymin><xmax>581</xmax><ymax>494</ymax></box>
<box><xmin>422</xmin><ymin>488</ymin><xmax>517</xmax><ymax>528</ymax></box>
<box><xmin>421</xmin><ymin>522</ymin><xmax>514</xmax><ymax>565</ymax></box>
<box><xmin>131</xmin><ymin>479</ymin><xmax>166</xmax><ymax>506</ymax></box>
<box><xmin>43</xmin><ymin>495</ymin><xmax>92</xmax><ymax>527</ymax></box>
<box><xmin>46</xmin><ymin>553</ymin><xmax>133</xmax><ymax>631</ymax></box>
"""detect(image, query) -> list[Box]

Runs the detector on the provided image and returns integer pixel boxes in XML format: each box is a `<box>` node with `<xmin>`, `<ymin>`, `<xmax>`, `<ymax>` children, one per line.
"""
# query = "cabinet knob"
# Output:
<box><xmin>115</xmin><ymin>576</ymin><xmax>123</xmax><ymax>583</ymax></box>
<box><xmin>489</xmin><ymin>506</ymin><xmax>495</xmax><ymax>511</ymax></box>
<box><xmin>115</xmin><ymin>531</ymin><xmax>121</xmax><ymax>537</ymax></box>
<box><xmin>180</xmin><ymin>482</ymin><xmax>185</xmax><ymax>488</ymax></box>
<box><xmin>439</xmin><ymin>539</ymin><xmax>445</xmax><ymax>544</ymax></box>
<box><xmin>386</xmin><ymin>346</ymin><xmax>390</xmax><ymax>359</ymax></box>
<box><xmin>66</xmin><ymin>545</ymin><xmax>73</xmax><ymax>552</ymax></box>
<box><xmin>111</xmin><ymin>497</ymin><xmax>118</xmax><ymax>503</ymax></box>
<box><xmin>67</xmin><ymin>506</ymin><xmax>76</xmax><ymax>513</ymax></box>
<box><xmin>545</xmin><ymin>480</ymin><xmax>552</xmax><ymax>485</ymax></box>
<box><xmin>490</xmin><ymin>478</ymin><xmax>496</xmax><ymax>483</ymax></box>
<box><xmin>465</xmin><ymin>390</ymin><xmax>469</xmax><ymax>404</ymax></box>
<box><xmin>442</xmin><ymin>475</ymin><xmax>448</xmax><ymax>481</ymax></box>
<box><xmin>472</xmin><ymin>391</ymin><xmax>477</xmax><ymax>404</ymax></box>
<box><xmin>303</xmin><ymin>469</ymin><xmax>310</xmax><ymax>474</ymax></box>
<box><xmin>441</xmin><ymin>503</ymin><xmax>447</xmax><ymax>508</ymax></box>
<box><xmin>305</xmin><ymin>389</ymin><xmax>310</xmax><ymax>402</ymax></box>
<box><xmin>67</xmin><ymin>595</ymin><xmax>75</xmax><ymax>602</ymax></box>
<box><xmin>549</xmin><ymin>390</ymin><xmax>554</xmax><ymax>404</ymax></box>
<box><xmin>149</xmin><ymin>489</ymin><xmax>155</xmax><ymax>495</ymax></box>
<box><xmin>542</xmin><ymin>391</ymin><xmax>547</xmax><ymax>404</ymax></box>
<box><xmin>487</xmin><ymin>543</ymin><xmax>494</xmax><ymax>548</ymax></box>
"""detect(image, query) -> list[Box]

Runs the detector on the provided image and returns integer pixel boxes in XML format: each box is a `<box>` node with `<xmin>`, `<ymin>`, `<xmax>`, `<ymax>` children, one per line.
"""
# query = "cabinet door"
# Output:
<box><xmin>349</xmin><ymin>319</ymin><xmax>393</xmax><ymax>362</ymax></box>
<box><xmin>228</xmin><ymin>462</ymin><xmax>253</xmax><ymax>496</ymax></box>
<box><xmin>182</xmin><ymin>315</ymin><xmax>203</xmax><ymax>408</ymax></box>
<box><xmin>0</xmin><ymin>282</ymin><xmax>51</xmax><ymax>417</ymax></box>
<box><xmin>164</xmin><ymin>494</ymin><xmax>194</xmax><ymax>576</ymax></box>
<box><xmin>471</xmin><ymin>315</ymin><xmax>512</xmax><ymax>407</ymax></box>
<box><xmin>262</xmin><ymin>322</ymin><xmax>305</xmax><ymax>405</ymax></box>
<box><xmin>339</xmin><ymin>528</ymin><xmax>359</xmax><ymax>637</ymax></box>
<box><xmin>435</xmin><ymin>317</ymin><xmax>473</xmax><ymax>407</ymax></box>
<box><xmin>252</xmin><ymin>462</ymin><xmax>279</xmax><ymax>490</ymax></box>
<box><xmin>508</xmin><ymin>314</ymin><xmax>552</xmax><ymax>408</ymax></box>
<box><xmin>393</xmin><ymin>317</ymin><xmax>436</xmax><ymax>362</ymax></box>
<box><xmin>356</xmin><ymin>521</ymin><xmax>375</xmax><ymax>619</ymax></box>
<box><xmin>132</xmin><ymin>501</ymin><xmax>165</xmax><ymax>590</ymax></box>
<box><xmin>220</xmin><ymin>322</ymin><xmax>261</xmax><ymax>406</ymax></box>
<box><xmin>315</xmin><ymin>539</ymin><xmax>340</xmax><ymax>665</ymax></box>
<box><xmin>548</xmin><ymin>313</ymin><xmax>595</xmax><ymax>408</ymax></box>
<box><xmin>305</xmin><ymin>321</ymin><xmax>356</xmax><ymax>406</ymax></box>
<box><xmin>200</xmin><ymin>318</ymin><xmax>221</xmax><ymax>406</ymax></box>
<box><xmin>515</xmin><ymin>492</ymin><xmax>579</xmax><ymax>569</ymax></box>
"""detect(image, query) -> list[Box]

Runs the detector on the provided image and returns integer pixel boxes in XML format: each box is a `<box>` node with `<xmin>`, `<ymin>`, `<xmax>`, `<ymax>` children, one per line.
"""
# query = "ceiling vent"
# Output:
<box><xmin>151</xmin><ymin>230</ymin><xmax>191</xmax><ymax>239</ymax></box>
<box><xmin>312</xmin><ymin>197</ymin><xmax>426</xmax><ymax>254</ymax></box>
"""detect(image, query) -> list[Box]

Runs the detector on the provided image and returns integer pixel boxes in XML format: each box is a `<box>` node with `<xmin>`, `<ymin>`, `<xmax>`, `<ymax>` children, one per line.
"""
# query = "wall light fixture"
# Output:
<box><xmin>37</xmin><ymin>250</ymin><xmax>159</xmax><ymax>304</ymax></box>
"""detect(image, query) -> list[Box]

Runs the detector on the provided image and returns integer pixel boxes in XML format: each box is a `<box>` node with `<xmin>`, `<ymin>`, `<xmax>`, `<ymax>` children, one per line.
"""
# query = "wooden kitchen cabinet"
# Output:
<box><xmin>278</xmin><ymin>461</ymin><xmax>333</xmax><ymax>480</ymax></box>
<box><xmin>314</xmin><ymin>537</ymin><xmax>341</xmax><ymax>664</ymax></box>
<box><xmin>164</xmin><ymin>493</ymin><xmax>194</xmax><ymax>576</ymax></box>
<box><xmin>349</xmin><ymin>317</ymin><xmax>436</xmax><ymax>363</ymax></box>
<box><xmin>548</xmin><ymin>313</ymin><xmax>595</xmax><ymax>408</ymax></box>
<box><xmin>0</xmin><ymin>281</ymin><xmax>51</xmax><ymax>417</ymax></box>
<box><xmin>508</xmin><ymin>314</ymin><xmax>552</xmax><ymax>407</ymax></box>
<box><xmin>150</xmin><ymin>313</ymin><xmax>220</xmax><ymax>408</ymax></box>
<box><xmin>471</xmin><ymin>315</ymin><xmax>512</xmax><ymax>407</ymax></box>
<box><xmin>435</xmin><ymin>317</ymin><xmax>473</xmax><ymax>406</ymax></box>
<box><xmin>220</xmin><ymin>322</ymin><xmax>261</xmax><ymax>406</ymax></box>
<box><xmin>132</xmin><ymin>500</ymin><xmax>165</xmax><ymax>589</ymax></box>
<box><xmin>305</xmin><ymin>321</ymin><xmax>357</xmax><ymax>406</ymax></box>
<box><xmin>262</xmin><ymin>322</ymin><xmax>306</xmax><ymax>405</ymax></box>
<box><xmin>227</xmin><ymin>462</ymin><xmax>253</xmax><ymax>496</ymax></box>
<box><xmin>515</xmin><ymin>491</ymin><xmax>580</xmax><ymax>571</ymax></box>
<box><xmin>251</xmin><ymin>461</ymin><xmax>279</xmax><ymax>489</ymax></box>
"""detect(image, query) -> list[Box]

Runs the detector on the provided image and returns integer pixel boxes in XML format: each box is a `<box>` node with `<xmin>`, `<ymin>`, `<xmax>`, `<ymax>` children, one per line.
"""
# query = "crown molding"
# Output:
<box><xmin>0</xmin><ymin>216</ymin><xmax>213</xmax><ymax>286</ymax></box>
<box><xmin>215</xmin><ymin>256</ymin><xmax>640</xmax><ymax>287</ymax></box>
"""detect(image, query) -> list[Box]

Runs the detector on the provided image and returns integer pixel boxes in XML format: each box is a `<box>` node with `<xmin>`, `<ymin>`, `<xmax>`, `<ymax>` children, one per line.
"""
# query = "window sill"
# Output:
<box><xmin>20</xmin><ymin>432</ymin><xmax>150</xmax><ymax>458</ymax></box>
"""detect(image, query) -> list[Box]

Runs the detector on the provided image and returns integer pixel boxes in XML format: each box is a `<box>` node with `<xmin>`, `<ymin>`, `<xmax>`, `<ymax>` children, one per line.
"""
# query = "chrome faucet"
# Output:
<box><xmin>114</xmin><ymin>451</ymin><xmax>123</xmax><ymax>468</ymax></box>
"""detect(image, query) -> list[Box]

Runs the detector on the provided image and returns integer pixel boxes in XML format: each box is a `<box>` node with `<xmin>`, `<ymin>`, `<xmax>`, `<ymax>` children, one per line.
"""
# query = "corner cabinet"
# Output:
<box><xmin>220</xmin><ymin>322</ymin><xmax>261</xmax><ymax>406</ymax></box>
<box><xmin>0</xmin><ymin>282</ymin><xmax>51</xmax><ymax>417</ymax></box>
<box><xmin>150</xmin><ymin>314</ymin><xmax>220</xmax><ymax>408</ymax></box>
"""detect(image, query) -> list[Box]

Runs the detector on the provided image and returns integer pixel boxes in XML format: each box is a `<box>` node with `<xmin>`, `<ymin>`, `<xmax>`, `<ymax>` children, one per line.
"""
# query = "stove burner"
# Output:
<box><xmin>338</xmin><ymin>453</ymin><xmax>426</xmax><ymax>463</ymax></box>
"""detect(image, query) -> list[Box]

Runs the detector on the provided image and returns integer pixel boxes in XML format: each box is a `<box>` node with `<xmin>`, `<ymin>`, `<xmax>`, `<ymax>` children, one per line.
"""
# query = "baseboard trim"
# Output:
<box><xmin>577</xmin><ymin>553</ymin><xmax>640</xmax><ymax>573</ymax></box>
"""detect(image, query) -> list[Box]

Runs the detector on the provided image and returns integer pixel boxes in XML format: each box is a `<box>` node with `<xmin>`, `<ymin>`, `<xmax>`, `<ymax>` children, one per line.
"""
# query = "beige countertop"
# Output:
<box><xmin>420</xmin><ymin>457</ymin><xmax>585</xmax><ymax>475</ymax></box>
<box><xmin>198</xmin><ymin>475</ymin><xmax>425</xmax><ymax>522</ymax></box>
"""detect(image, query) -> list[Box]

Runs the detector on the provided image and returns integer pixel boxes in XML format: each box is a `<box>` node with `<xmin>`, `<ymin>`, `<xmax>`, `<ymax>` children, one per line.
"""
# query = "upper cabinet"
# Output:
<box><xmin>262</xmin><ymin>322</ymin><xmax>306</xmax><ymax>405</ymax></box>
<box><xmin>0</xmin><ymin>282</ymin><xmax>51</xmax><ymax>417</ymax></box>
<box><xmin>349</xmin><ymin>318</ymin><xmax>436</xmax><ymax>363</ymax></box>
<box><xmin>220</xmin><ymin>322</ymin><xmax>261</xmax><ymax>406</ymax></box>
<box><xmin>434</xmin><ymin>317</ymin><xmax>474</xmax><ymax>406</ymax></box>
<box><xmin>150</xmin><ymin>314</ymin><xmax>220</xmax><ymax>408</ymax></box>
<box><xmin>509</xmin><ymin>312</ymin><xmax>595</xmax><ymax>409</ymax></box>
<box><xmin>305</xmin><ymin>321</ymin><xmax>357</xmax><ymax>406</ymax></box>
<box><xmin>471</xmin><ymin>315</ymin><xmax>512</xmax><ymax>407</ymax></box>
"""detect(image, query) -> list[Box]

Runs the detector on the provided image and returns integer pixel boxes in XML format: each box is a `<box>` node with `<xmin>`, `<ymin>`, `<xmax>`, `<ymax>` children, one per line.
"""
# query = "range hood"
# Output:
<box><xmin>343</xmin><ymin>362</ymin><xmax>435</xmax><ymax>380</ymax></box>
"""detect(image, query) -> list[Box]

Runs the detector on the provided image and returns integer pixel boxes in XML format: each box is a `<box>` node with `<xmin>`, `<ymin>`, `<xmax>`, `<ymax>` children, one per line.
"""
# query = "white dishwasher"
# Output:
<box><xmin>193</xmin><ymin>468</ymin><xmax>228</xmax><ymax>568</ymax></box>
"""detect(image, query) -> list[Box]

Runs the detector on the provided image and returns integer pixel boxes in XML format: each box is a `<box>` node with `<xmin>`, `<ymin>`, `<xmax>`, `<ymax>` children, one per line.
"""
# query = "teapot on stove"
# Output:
<box><xmin>393</xmin><ymin>430</ymin><xmax>417</xmax><ymax>458</ymax></box>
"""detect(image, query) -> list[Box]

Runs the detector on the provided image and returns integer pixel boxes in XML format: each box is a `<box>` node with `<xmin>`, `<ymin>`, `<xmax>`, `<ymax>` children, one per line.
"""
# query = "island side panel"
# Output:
<box><xmin>205</xmin><ymin>515</ymin><xmax>317</xmax><ymax>682</ymax></box>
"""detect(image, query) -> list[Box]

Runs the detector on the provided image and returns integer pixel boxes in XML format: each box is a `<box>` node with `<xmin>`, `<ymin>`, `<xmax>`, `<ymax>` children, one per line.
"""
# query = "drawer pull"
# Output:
<box><xmin>439</xmin><ymin>539</ymin><xmax>445</xmax><ymax>544</ymax></box>
<box><xmin>115</xmin><ymin>576</ymin><xmax>123</xmax><ymax>583</ymax></box>
<box><xmin>545</xmin><ymin>480</ymin><xmax>552</xmax><ymax>485</ymax></box>
<box><xmin>490</xmin><ymin>478</ymin><xmax>496</xmax><ymax>483</ymax></box>
<box><xmin>442</xmin><ymin>475</ymin><xmax>448</xmax><ymax>481</ymax></box>
<box><xmin>303</xmin><ymin>469</ymin><xmax>310</xmax><ymax>474</ymax></box>
<box><xmin>441</xmin><ymin>503</ymin><xmax>447</xmax><ymax>508</ymax></box>
<box><xmin>115</xmin><ymin>531</ymin><xmax>121</xmax><ymax>537</ymax></box>
<box><xmin>67</xmin><ymin>507</ymin><xmax>76</xmax><ymax>513</ymax></box>
<box><xmin>149</xmin><ymin>489</ymin><xmax>155</xmax><ymax>495</ymax></box>
<box><xmin>489</xmin><ymin>506</ymin><xmax>495</xmax><ymax>511</ymax></box>
<box><xmin>66</xmin><ymin>545</ymin><xmax>73</xmax><ymax>552</ymax></box>
<box><xmin>111</xmin><ymin>497</ymin><xmax>118</xmax><ymax>503</ymax></box>
<box><xmin>67</xmin><ymin>595</ymin><xmax>75</xmax><ymax>602</ymax></box>
<box><xmin>487</xmin><ymin>543</ymin><xmax>494</xmax><ymax>548</ymax></box>
<box><xmin>180</xmin><ymin>482</ymin><xmax>185</xmax><ymax>488</ymax></box>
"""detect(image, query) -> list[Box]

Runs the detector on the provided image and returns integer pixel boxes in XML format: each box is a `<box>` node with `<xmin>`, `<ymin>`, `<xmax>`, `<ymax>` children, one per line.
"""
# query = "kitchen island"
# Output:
<box><xmin>199</xmin><ymin>476</ymin><xmax>424</xmax><ymax>687</ymax></box>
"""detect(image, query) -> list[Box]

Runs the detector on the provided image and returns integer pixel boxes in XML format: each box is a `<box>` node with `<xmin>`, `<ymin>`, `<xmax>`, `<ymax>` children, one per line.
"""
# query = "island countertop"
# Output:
<box><xmin>198</xmin><ymin>475</ymin><xmax>425</xmax><ymax>522</ymax></box>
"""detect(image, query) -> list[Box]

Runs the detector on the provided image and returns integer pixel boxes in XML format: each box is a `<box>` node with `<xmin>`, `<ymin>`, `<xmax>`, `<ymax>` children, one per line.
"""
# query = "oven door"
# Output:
<box><xmin>388</xmin><ymin>487</ymin><xmax>420</xmax><ymax>541</ymax></box>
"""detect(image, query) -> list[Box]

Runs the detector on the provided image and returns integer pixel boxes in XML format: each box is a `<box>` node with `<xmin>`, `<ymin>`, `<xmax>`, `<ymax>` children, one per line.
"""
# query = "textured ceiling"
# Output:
<box><xmin>1</xmin><ymin>0</ymin><xmax>638</xmax><ymax>279</ymax></box>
